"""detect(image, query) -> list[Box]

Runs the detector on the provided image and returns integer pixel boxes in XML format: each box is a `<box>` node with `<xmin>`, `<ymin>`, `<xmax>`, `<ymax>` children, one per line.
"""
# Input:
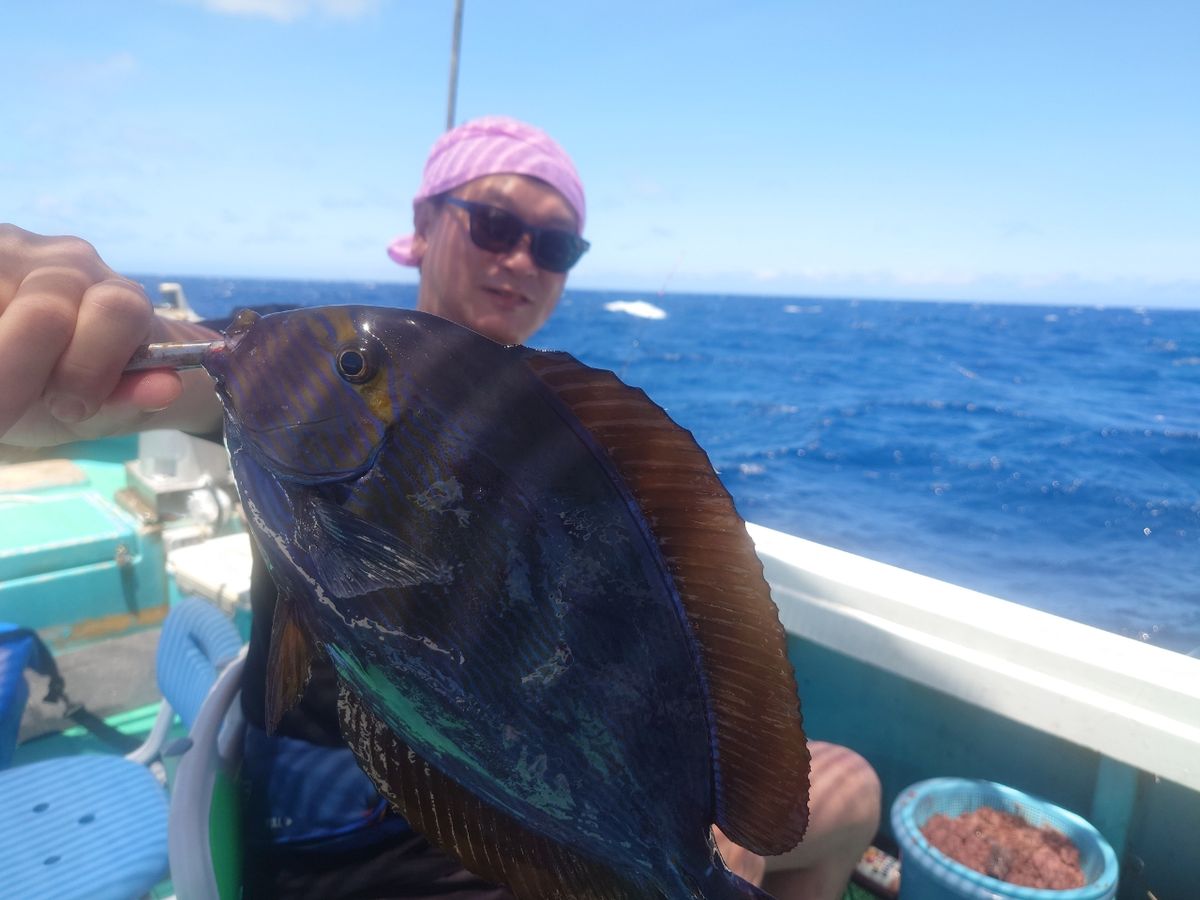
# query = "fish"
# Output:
<box><xmin>202</xmin><ymin>305</ymin><xmax>810</xmax><ymax>899</ymax></box>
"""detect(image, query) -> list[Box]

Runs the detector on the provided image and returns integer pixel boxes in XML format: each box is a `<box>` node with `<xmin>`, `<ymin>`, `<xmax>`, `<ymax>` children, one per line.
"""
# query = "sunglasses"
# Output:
<box><xmin>443</xmin><ymin>197</ymin><xmax>590</xmax><ymax>273</ymax></box>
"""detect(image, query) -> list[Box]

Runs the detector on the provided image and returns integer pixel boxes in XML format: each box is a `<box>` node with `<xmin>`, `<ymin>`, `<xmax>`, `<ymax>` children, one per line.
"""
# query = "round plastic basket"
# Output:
<box><xmin>891</xmin><ymin>778</ymin><xmax>1119</xmax><ymax>900</ymax></box>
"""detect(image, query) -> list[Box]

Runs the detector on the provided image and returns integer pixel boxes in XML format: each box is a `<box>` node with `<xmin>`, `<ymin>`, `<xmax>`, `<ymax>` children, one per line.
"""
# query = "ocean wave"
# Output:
<box><xmin>603</xmin><ymin>300</ymin><xmax>667</xmax><ymax>320</ymax></box>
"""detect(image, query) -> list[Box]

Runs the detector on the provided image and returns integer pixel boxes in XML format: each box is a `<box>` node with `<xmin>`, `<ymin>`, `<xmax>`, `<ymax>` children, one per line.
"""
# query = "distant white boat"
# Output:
<box><xmin>154</xmin><ymin>282</ymin><xmax>202</xmax><ymax>322</ymax></box>
<box><xmin>603</xmin><ymin>299</ymin><xmax>667</xmax><ymax>320</ymax></box>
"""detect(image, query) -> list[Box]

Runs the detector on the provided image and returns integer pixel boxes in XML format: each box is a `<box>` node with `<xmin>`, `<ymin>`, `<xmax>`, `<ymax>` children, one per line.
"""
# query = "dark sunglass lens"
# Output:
<box><xmin>533</xmin><ymin>232</ymin><xmax>583</xmax><ymax>273</ymax></box>
<box><xmin>471</xmin><ymin>206</ymin><xmax>523</xmax><ymax>252</ymax></box>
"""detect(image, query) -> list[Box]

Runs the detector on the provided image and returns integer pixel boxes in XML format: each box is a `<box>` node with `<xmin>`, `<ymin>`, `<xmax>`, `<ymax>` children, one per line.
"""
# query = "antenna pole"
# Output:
<box><xmin>446</xmin><ymin>0</ymin><xmax>465</xmax><ymax>130</ymax></box>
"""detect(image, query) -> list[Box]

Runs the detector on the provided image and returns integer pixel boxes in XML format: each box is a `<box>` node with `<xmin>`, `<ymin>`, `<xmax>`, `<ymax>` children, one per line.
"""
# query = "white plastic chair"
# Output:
<box><xmin>167</xmin><ymin>647</ymin><xmax>247</xmax><ymax>900</ymax></box>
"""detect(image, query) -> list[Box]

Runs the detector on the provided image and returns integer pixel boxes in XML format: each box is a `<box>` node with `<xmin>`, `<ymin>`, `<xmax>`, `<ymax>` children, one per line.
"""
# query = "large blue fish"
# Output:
<box><xmin>203</xmin><ymin>306</ymin><xmax>809</xmax><ymax>899</ymax></box>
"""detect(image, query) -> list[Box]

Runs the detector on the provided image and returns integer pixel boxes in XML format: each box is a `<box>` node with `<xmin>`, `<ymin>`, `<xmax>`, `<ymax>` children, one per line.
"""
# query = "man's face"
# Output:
<box><xmin>413</xmin><ymin>173</ymin><xmax>579</xmax><ymax>345</ymax></box>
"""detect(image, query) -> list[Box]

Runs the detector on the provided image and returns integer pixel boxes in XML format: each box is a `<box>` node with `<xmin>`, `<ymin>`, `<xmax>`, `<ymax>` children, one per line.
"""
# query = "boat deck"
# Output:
<box><xmin>18</xmin><ymin>626</ymin><xmax>162</xmax><ymax>751</ymax></box>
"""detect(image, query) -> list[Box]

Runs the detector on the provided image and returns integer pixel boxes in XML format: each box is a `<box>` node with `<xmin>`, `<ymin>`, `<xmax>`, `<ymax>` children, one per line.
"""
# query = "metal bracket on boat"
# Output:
<box><xmin>115</xmin><ymin>542</ymin><xmax>139</xmax><ymax>615</ymax></box>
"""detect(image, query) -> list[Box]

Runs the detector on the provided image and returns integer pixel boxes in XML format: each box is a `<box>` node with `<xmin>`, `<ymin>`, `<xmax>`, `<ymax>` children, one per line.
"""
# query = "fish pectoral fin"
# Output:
<box><xmin>265</xmin><ymin>597</ymin><xmax>315</xmax><ymax>732</ymax></box>
<box><xmin>308</xmin><ymin>497</ymin><xmax>447</xmax><ymax>597</ymax></box>
<box><xmin>336</xmin><ymin>683</ymin><xmax>646</xmax><ymax>900</ymax></box>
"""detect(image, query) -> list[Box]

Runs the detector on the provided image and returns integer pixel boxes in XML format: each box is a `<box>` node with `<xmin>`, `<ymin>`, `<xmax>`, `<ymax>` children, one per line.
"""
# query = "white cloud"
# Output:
<box><xmin>195</xmin><ymin>0</ymin><xmax>379</xmax><ymax>22</ymax></box>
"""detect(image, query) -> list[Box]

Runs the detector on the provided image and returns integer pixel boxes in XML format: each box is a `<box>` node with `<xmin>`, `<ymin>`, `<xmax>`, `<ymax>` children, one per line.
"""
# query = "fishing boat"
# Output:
<box><xmin>154</xmin><ymin>282</ymin><xmax>205</xmax><ymax>323</ymax></box>
<box><xmin>2</xmin><ymin>31</ymin><xmax>1193</xmax><ymax>885</ymax></box>
<box><xmin>2</xmin><ymin>393</ymin><xmax>1197</xmax><ymax>899</ymax></box>
<box><xmin>8</xmin><ymin>0</ymin><xmax>1194</xmax><ymax>889</ymax></box>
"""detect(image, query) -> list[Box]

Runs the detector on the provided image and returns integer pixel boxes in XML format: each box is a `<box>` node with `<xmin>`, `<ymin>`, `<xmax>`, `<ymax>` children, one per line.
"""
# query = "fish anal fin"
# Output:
<box><xmin>265</xmin><ymin>598</ymin><xmax>314</xmax><ymax>733</ymax></box>
<box><xmin>524</xmin><ymin>350</ymin><xmax>811</xmax><ymax>854</ymax></box>
<box><xmin>336</xmin><ymin>683</ymin><xmax>644</xmax><ymax>900</ymax></box>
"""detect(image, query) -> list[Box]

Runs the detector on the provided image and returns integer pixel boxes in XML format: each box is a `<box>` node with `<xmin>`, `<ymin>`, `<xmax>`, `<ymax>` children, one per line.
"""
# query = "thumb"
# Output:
<box><xmin>106</xmin><ymin>370</ymin><xmax>184</xmax><ymax>413</ymax></box>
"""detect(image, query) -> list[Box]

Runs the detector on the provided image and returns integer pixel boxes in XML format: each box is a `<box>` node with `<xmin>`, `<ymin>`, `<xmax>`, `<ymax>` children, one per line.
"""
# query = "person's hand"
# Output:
<box><xmin>0</xmin><ymin>224</ymin><xmax>221</xmax><ymax>451</ymax></box>
<box><xmin>713</xmin><ymin>825</ymin><xmax>767</xmax><ymax>886</ymax></box>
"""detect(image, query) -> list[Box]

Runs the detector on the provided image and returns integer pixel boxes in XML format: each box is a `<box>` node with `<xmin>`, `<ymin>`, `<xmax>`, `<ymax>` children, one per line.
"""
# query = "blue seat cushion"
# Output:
<box><xmin>0</xmin><ymin>754</ymin><xmax>168</xmax><ymax>900</ymax></box>
<box><xmin>157</xmin><ymin>597</ymin><xmax>244</xmax><ymax>729</ymax></box>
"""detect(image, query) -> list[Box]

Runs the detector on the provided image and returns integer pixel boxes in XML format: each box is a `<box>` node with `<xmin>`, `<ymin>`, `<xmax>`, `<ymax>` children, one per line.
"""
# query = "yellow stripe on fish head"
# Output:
<box><xmin>324</xmin><ymin>306</ymin><xmax>403</xmax><ymax>425</ymax></box>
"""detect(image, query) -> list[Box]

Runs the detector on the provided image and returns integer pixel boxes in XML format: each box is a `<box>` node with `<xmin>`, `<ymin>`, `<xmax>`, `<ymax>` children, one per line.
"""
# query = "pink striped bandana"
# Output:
<box><xmin>387</xmin><ymin>116</ymin><xmax>586</xmax><ymax>267</ymax></box>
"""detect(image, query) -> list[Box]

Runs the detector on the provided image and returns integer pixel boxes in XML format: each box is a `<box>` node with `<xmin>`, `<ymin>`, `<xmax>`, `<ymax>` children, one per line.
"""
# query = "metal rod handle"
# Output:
<box><xmin>124</xmin><ymin>340</ymin><xmax>225</xmax><ymax>372</ymax></box>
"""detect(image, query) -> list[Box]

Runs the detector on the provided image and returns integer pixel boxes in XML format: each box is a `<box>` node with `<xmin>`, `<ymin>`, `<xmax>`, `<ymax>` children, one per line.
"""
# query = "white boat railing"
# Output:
<box><xmin>749</xmin><ymin>522</ymin><xmax>1200</xmax><ymax>795</ymax></box>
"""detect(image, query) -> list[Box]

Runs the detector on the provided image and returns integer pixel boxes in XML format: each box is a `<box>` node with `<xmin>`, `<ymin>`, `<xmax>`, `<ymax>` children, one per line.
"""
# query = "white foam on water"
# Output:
<box><xmin>604</xmin><ymin>300</ymin><xmax>667</xmax><ymax>320</ymax></box>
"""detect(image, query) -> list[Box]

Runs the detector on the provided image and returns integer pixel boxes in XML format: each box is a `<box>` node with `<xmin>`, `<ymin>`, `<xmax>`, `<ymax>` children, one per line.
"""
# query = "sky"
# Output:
<box><xmin>3</xmin><ymin>0</ymin><xmax>1198</xmax><ymax>307</ymax></box>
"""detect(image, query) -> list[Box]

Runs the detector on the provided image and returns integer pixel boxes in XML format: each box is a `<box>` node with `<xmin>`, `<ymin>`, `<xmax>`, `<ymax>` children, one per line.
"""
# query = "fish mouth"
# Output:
<box><xmin>201</xmin><ymin>308</ymin><xmax>260</xmax><ymax>383</ymax></box>
<box><xmin>201</xmin><ymin>343</ymin><xmax>229</xmax><ymax>381</ymax></box>
<box><xmin>224</xmin><ymin>308</ymin><xmax>262</xmax><ymax>344</ymax></box>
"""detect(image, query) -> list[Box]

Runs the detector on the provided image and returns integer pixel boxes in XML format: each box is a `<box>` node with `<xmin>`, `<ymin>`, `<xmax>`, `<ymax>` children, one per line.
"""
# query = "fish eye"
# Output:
<box><xmin>336</xmin><ymin>346</ymin><xmax>374</xmax><ymax>383</ymax></box>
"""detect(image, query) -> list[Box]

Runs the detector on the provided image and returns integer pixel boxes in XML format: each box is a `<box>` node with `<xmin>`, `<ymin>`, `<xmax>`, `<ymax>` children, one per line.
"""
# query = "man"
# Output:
<box><xmin>0</xmin><ymin>116</ymin><xmax>880</xmax><ymax>899</ymax></box>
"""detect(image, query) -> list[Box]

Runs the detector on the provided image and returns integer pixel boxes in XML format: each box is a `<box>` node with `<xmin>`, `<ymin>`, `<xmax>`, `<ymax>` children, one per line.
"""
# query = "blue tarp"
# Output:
<box><xmin>0</xmin><ymin>624</ymin><xmax>58</xmax><ymax>769</ymax></box>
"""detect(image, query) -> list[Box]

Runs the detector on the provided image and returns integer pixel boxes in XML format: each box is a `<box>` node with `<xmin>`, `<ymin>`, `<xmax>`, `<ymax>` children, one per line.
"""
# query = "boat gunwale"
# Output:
<box><xmin>750</xmin><ymin>522</ymin><xmax>1200</xmax><ymax>795</ymax></box>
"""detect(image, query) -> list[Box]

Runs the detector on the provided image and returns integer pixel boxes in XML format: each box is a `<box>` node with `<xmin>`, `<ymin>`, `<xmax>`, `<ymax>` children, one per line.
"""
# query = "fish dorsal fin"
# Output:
<box><xmin>265</xmin><ymin>595</ymin><xmax>315</xmax><ymax>733</ymax></box>
<box><xmin>523</xmin><ymin>350</ymin><xmax>811</xmax><ymax>854</ymax></box>
<box><xmin>336</xmin><ymin>683</ymin><xmax>645</xmax><ymax>900</ymax></box>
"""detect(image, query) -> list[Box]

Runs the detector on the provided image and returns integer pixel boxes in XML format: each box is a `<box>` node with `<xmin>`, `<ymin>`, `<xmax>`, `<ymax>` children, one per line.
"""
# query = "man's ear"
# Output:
<box><xmin>410</xmin><ymin>200</ymin><xmax>438</xmax><ymax>263</ymax></box>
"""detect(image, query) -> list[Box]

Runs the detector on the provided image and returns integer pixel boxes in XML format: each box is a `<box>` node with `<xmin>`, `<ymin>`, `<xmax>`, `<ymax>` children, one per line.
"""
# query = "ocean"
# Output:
<box><xmin>148</xmin><ymin>276</ymin><xmax>1200</xmax><ymax>655</ymax></box>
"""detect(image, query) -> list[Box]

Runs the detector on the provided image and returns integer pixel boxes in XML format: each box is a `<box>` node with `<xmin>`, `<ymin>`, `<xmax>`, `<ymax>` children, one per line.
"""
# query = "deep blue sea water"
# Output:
<box><xmin>143</xmin><ymin>276</ymin><xmax>1200</xmax><ymax>654</ymax></box>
